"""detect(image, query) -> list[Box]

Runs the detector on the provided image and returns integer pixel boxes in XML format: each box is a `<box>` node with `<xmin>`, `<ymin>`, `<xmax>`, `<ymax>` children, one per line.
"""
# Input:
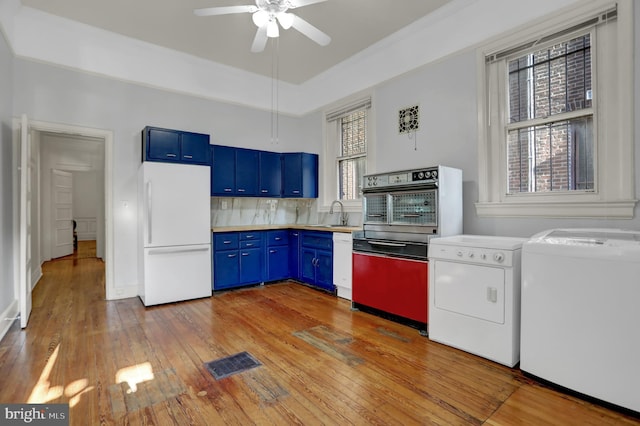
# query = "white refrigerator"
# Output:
<box><xmin>138</xmin><ymin>161</ymin><xmax>212</xmax><ymax>306</ymax></box>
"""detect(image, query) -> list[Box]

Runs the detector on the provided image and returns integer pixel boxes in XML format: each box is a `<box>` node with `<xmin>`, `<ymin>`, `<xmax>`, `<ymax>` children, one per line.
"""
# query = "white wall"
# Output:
<box><xmin>0</xmin><ymin>29</ymin><xmax>16</xmax><ymax>334</ymax></box>
<box><xmin>72</xmin><ymin>171</ymin><xmax>98</xmax><ymax>240</ymax></box>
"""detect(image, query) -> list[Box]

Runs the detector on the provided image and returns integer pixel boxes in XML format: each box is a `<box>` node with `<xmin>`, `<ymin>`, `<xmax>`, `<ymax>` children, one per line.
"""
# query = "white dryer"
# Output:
<box><xmin>428</xmin><ymin>235</ymin><xmax>527</xmax><ymax>367</ymax></box>
<box><xmin>521</xmin><ymin>228</ymin><xmax>640</xmax><ymax>413</ymax></box>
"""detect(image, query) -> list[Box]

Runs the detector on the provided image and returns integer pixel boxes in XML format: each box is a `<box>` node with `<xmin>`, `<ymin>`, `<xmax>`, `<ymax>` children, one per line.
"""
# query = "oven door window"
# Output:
<box><xmin>390</xmin><ymin>190</ymin><xmax>437</xmax><ymax>226</ymax></box>
<box><xmin>363</xmin><ymin>194</ymin><xmax>388</xmax><ymax>224</ymax></box>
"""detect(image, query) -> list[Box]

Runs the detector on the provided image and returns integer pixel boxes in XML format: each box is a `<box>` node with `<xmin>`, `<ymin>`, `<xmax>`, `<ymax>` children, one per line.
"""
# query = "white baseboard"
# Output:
<box><xmin>0</xmin><ymin>300</ymin><xmax>19</xmax><ymax>343</ymax></box>
<box><xmin>107</xmin><ymin>284</ymin><xmax>138</xmax><ymax>301</ymax></box>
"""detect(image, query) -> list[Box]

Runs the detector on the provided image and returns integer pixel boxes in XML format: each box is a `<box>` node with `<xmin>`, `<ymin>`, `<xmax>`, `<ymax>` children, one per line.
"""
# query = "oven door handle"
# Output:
<box><xmin>368</xmin><ymin>241</ymin><xmax>408</xmax><ymax>248</ymax></box>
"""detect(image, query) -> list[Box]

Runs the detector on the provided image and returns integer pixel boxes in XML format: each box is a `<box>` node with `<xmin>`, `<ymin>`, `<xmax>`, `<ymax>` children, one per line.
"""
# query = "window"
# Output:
<box><xmin>506</xmin><ymin>34</ymin><xmax>593</xmax><ymax>193</ymax></box>
<box><xmin>476</xmin><ymin>1</ymin><xmax>635</xmax><ymax>218</ymax></box>
<box><xmin>324</xmin><ymin>97</ymin><xmax>371</xmax><ymax>205</ymax></box>
<box><xmin>337</xmin><ymin>109</ymin><xmax>367</xmax><ymax>200</ymax></box>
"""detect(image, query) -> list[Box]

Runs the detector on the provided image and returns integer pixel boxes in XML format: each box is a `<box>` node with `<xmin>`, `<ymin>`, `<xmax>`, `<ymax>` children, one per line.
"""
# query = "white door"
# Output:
<box><xmin>51</xmin><ymin>170</ymin><xmax>74</xmax><ymax>259</ymax></box>
<box><xmin>18</xmin><ymin>115</ymin><xmax>32</xmax><ymax>328</ymax></box>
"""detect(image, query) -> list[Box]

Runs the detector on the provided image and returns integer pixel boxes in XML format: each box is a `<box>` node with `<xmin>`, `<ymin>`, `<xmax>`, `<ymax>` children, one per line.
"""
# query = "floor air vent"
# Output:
<box><xmin>204</xmin><ymin>351</ymin><xmax>262</xmax><ymax>380</ymax></box>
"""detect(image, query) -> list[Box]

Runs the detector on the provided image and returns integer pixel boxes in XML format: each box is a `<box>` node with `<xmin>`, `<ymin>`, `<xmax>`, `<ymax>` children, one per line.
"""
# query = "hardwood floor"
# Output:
<box><xmin>1</xmin><ymin>249</ymin><xmax>638</xmax><ymax>425</ymax></box>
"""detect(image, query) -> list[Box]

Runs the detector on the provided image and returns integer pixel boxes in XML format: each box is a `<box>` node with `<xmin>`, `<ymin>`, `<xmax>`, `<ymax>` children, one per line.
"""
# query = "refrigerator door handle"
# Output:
<box><xmin>148</xmin><ymin>247</ymin><xmax>210</xmax><ymax>255</ymax></box>
<box><xmin>147</xmin><ymin>181</ymin><xmax>152</xmax><ymax>244</ymax></box>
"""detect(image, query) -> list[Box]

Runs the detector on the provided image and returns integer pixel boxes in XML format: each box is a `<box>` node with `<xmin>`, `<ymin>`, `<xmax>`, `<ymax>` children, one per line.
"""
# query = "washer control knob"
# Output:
<box><xmin>456</xmin><ymin>250</ymin><xmax>463</xmax><ymax>257</ymax></box>
<box><xmin>493</xmin><ymin>252</ymin><xmax>505</xmax><ymax>263</ymax></box>
<box><xmin>468</xmin><ymin>252</ymin><xmax>474</xmax><ymax>258</ymax></box>
<box><xmin>480</xmin><ymin>253</ymin><xmax>487</xmax><ymax>260</ymax></box>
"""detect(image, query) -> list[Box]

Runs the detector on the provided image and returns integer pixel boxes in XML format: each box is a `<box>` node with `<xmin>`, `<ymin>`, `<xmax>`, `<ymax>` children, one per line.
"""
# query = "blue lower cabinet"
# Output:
<box><xmin>213</xmin><ymin>250</ymin><xmax>240</xmax><ymax>290</ymax></box>
<box><xmin>267</xmin><ymin>246</ymin><xmax>290</xmax><ymax>281</ymax></box>
<box><xmin>289</xmin><ymin>230</ymin><xmax>301</xmax><ymax>280</ymax></box>
<box><xmin>299</xmin><ymin>231</ymin><xmax>334</xmax><ymax>292</ymax></box>
<box><xmin>213</xmin><ymin>231</ymin><xmax>264</xmax><ymax>290</ymax></box>
<box><xmin>239</xmin><ymin>247</ymin><xmax>263</xmax><ymax>284</ymax></box>
<box><xmin>315</xmin><ymin>250</ymin><xmax>334</xmax><ymax>291</ymax></box>
<box><xmin>266</xmin><ymin>230</ymin><xmax>290</xmax><ymax>281</ymax></box>
<box><xmin>213</xmin><ymin>229</ymin><xmax>334</xmax><ymax>292</ymax></box>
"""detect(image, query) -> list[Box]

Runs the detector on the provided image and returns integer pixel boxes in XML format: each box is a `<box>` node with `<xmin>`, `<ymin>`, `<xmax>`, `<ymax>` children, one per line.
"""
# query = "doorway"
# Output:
<box><xmin>19</xmin><ymin>119</ymin><xmax>114</xmax><ymax>303</ymax></box>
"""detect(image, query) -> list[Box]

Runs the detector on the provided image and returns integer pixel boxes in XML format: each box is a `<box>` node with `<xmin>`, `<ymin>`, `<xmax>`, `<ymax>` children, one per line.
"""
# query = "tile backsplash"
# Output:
<box><xmin>211</xmin><ymin>198</ymin><xmax>362</xmax><ymax>227</ymax></box>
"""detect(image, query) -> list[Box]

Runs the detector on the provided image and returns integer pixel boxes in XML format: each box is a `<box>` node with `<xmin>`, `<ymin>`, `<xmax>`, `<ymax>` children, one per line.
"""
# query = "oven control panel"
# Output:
<box><xmin>364</xmin><ymin>167</ymin><xmax>439</xmax><ymax>190</ymax></box>
<box><xmin>411</xmin><ymin>169</ymin><xmax>438</xmax><ymax>182</ymax></box>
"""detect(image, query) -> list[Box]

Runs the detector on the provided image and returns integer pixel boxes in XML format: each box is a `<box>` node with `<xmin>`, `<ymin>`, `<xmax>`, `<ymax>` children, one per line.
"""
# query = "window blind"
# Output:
<box><xmin>326</xmin><ymin>97</ymin><xmax>372</xmax><ymax>122</ymax></box>
<box><xmin>485</xmin><ymin>6</ymin><xmax>617</xmax><ymax>64</ymax></box>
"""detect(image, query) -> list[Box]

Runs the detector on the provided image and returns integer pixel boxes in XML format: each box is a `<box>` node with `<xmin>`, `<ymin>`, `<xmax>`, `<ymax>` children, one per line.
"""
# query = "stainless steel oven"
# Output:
<box><xmin>352</xmin><ymin>165</ymin><xmax>463</xmax><ymax>333</ymax></box>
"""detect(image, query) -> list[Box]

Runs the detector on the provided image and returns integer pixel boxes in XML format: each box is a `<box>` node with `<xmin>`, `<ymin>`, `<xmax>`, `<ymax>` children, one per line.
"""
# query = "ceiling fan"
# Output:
<box><xmin>194</xmin><ymin>0</ymin><xmax>331</xmax><ymax>53</ymax></box>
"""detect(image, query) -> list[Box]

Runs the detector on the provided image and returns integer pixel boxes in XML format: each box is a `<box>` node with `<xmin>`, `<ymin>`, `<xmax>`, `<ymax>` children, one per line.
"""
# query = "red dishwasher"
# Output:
<box><xmin>351</xmin><ymin>166</ymin><xmax>462</xmax><ymax>335</ymax></box>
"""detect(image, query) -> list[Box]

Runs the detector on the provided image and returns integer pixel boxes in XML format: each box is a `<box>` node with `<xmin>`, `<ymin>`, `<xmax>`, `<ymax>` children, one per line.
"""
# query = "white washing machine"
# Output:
<box><xmin>521</xmin><ymin>228</ymin><xmax>640</xmax><ymax>413</ymax></box>
<box><xmin>428</xmin><ymin>235</ymin><xmax>527</xmax><ymax>367</ymax></box>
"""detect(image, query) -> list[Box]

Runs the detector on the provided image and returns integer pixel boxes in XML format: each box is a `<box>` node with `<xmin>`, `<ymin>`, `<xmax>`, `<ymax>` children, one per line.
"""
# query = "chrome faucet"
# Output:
<box><xmin>329</xmin><ymin>200</ymin><xmax>348</xmax><ymax>226</ymax></box>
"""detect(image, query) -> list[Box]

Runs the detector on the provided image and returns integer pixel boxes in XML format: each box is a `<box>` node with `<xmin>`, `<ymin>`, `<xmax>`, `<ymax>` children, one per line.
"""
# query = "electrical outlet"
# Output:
<box><xmin>270</xmin><ymin>200</ymin><xmax>277</xmax><ymax>212</ymax></box>
<box><xmin>221</xmin><ymin>200</ymin><xmax>228</xmax><ymax>210</ymax></box>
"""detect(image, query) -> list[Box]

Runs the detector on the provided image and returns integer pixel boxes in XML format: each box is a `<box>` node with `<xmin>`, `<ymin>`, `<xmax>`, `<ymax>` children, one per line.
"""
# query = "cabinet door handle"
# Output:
<box><xmin>241</xmin><ymin>252</ymin><xmax>250</xmax><ymax>256</ymax></box>
<box><xmin>183</xmin><ymin>155</ymin><xmax>193</xmax><ymax>159</ymax></box>
<box><xmin>166</xmin><ymin>153</ymin><xmax>177</xmax><ymax>158</ymax></box>
<box><xmin>146</xmin><ymin>181</ymin><xmax>152</xmax><ymax>244</ymax></box>
<box><xmin>224</xmin><ymin>188</ymin><xmax>232</xmax><ymax>192</ymax></box>
<box><xmin>238</xmin><ymin>188</ymin><xmax>246</xmax><ymax>192</ymax></box>
<box><xmin>270</xmin><ymin>249</ymin><xmax>277</xmax><ymax>254</ymax></box>
<box><xmin>227</xmin><ymin>254</ymin><xmax>237</xmax><ymax>258</ymax></box>
<box><xmin>274</xmin><ymin>237</ymin><xmax>282</xmax><ymax>241</ymax></box>
<box><xmin>245</xmin><ymin>243</ymin><xmax>254</xmax><ymax>247</ymax></box>
<box><xmin>223</xmin><ymin>240</ymin><xmax>232</xmax><ymax>244</ymax></box>
<box><xmin>149</xmin><ymin>247</ymin><xmax>209</xmax><ymax>255</ymax></box>
<box><xmin>261</xmin><ymin>189</ymin><xmax>268</xmax><ymax>193</ymax></box>
<box><xmin>293</xmin><ymin>190</ymin><xmax>300</xmax><ymax>194</ymax></box>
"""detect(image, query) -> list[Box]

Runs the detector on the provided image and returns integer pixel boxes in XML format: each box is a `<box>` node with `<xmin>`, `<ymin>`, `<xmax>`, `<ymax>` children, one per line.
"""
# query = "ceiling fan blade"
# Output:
<box><xmin>251</xmin><ymin>26</ymin><xmax>268</xmax><ymax>53</ymax></box>
<box><xmin>290</xmin><ymin>15</ymin><xmax>331</xmax><ymax>46</ymax></box>
<box><xmin>289</xmin><ymin>0</ymin><xmax>327</xmax><ymax>8</ymax></box>
<box><xmin>194</xmin><ymin>5</ymin><xmax>256</xmax><ymax>17</ymax></box>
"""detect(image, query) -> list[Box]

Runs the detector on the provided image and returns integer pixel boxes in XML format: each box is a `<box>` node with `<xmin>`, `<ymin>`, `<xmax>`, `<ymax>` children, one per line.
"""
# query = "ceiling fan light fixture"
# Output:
<box><xmin>266</xmin><ymin>20</ymin><xmax>280</xmax><ymax>38</ymax></box>
<box><xmin>252</xmin><ymin>10</ymin><xmax>269</xmax><ymax>27</ymax></box>
<box><xmin>276</xmin><ymin>12</ymin><xmax>294</xmax><ymax>30</ymax></box>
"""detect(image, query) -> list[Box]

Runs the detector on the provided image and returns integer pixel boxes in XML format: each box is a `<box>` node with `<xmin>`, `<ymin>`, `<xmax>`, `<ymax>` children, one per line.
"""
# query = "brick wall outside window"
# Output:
<box><xmin>506</xmin><ymin>34</ymin><xmax>593</xmax><ymax>193</ymax></box>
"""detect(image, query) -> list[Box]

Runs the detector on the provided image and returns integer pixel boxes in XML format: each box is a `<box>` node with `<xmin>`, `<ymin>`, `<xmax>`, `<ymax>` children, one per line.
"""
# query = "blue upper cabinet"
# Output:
<box><xmin>235</xmin><ymin>148</ymin><xmax>259</xmax><ymax>196</ymax></box>
<box><xmin>211</xmin><ymin>145</ymin><xmax>235</xmax><ymax>195</ymax></box>
<box><xmin>143</xmin><ymin>126</ymin><xmax>210</xmax><ymax>165</ymax></box>
<box><xmin>180</xmin><ymin>131</ymin><xmax>211</xmax><ymax>164</ymax></box>
<box><xmin>210</xmin><ymin>146</ymin><xmax>317</xmax><ymax>198</ymax></box>
<box><xmin>210</xmin><ymin>145</ymin><xmax>259</xmax><ymax>196</ymax></box>
<box><xmin>282</xmin><ymin>152</ymin><xmax>318</xmax><ymax>198</ymax></box>
<box><xmin>259</xmin><ymin>151</ymin><xmax>282</xmax><ymax>197</ymax></box>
